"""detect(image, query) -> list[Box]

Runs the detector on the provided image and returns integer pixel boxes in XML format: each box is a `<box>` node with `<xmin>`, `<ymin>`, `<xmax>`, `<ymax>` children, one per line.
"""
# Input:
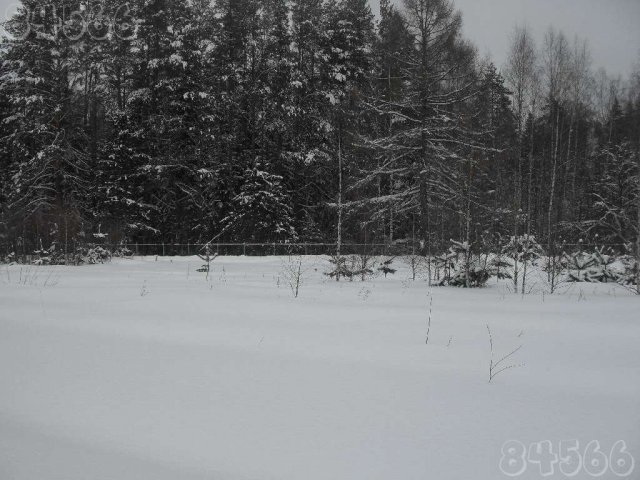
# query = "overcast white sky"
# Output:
<box><xmin>371</xmin><ymin>0</ymin><xmax>640</xmax><ymax>77</ymax></box>
<box><xmin>1</xmin><ymin>0</ymin><xmax>639</xmax><ymax>76</ymax></box>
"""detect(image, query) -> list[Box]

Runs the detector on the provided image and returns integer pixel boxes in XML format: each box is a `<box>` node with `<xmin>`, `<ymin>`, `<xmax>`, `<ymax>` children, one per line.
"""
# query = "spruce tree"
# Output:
<box><xmin>1</xmin><ymin>0</ymin><xmax>91</xmax><ymax>250</ymax></box>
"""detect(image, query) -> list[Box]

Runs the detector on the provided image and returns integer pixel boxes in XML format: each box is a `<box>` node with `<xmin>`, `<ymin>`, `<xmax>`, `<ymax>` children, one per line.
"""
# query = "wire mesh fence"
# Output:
<box><xmin>112</xmin><ymin>242</ymin><xmax>415</xmax><ymax>257</ymax></box>
<box><xmin>1</xmin><ymin>242</ymin><xmax>421</xmax><ymax>261</ymax></box>
<box><xmin>0</xmin><ymin>240</ymin><xmax>630</xmax><ymax>264</ymax></box>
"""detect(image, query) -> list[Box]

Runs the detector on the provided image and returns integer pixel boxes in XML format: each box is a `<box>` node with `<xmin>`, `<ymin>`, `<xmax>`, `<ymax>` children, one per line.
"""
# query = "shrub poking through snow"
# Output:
<box><xmin>1</xmin><ymin>251</ymin><xmax>16</xmax><ymax>264</ymax></box>
<box><xmin>281</xmin><ymin>256</ymin><xmax>306</xmax><ymax>298</ymax></box>
<box><xmin>437</xmin><ymin>241</ymin><xmax>498</xmax><ymax>288</ymax></box>
<box><xmin>75</xmin><ymin>246</ymin><xmax>112</xmax><ymax>265</ymax></box>
<box><xmin>563</xmin><ymin>250</ymin><xmax>618</xmax><ymax>283</ymax></box>
<box><xmin>112</xmin><ymin>247</ymin><xmax>133</xmax><ymax>258</ymax></box>
<box><xmin>32</xmin><ymin>243</ymin><xmax>110</xmax><ymax>265</ymax></box>
<box><xmin>487</xmin><ymin>324</ymin><xmax>524</xmax><ymax>383</ymax></box>
<box><xmin>618</xmin><ymin>256</ymin><xmax>639</xmax><ymax>289</ymax></box>
<box><xmin>197</xmin><ymin>243</ymin><xmax>218</xmax><ymax>279</ymax></box>
<box><xmin>441</xmin><ymin>258</ymin><xmax>495</xmax><ymax>288</ymax></box>
<box><xmin>33</xmin><ymin>242</ymin><xmax>65</xmax><ymax>265</ymax></box>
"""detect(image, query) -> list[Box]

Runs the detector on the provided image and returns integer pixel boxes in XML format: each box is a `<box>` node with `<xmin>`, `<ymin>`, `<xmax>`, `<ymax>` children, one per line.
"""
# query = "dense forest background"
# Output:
<box><xmin>0</xmin><ymin>0</ymin><xmax>638</xmax><ymax>257</ymax></box>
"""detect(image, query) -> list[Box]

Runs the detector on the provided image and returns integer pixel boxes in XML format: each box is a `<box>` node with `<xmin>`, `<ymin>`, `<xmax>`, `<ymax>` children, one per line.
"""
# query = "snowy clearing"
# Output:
<box><xmin>1</xmin><ymin>256</ymin><xmax>639</xmax><ymax>480</ymax></box>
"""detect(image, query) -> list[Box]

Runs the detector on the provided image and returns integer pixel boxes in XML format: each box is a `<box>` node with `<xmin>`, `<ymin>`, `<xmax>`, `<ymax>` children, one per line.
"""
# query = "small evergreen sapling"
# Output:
<box><xmin>378</xmin><ymin>257</ymin><xmax>397</xmax><ymax>277</ymax></box>
<box><xmin>618</xmin><ymin>256</ymin><xmax>639</xmax><ymax>292</ymax></box>
<box><xmin>326</xmin><ymin>253</ymin><xmax>376</xmax><ymax>282</ymax></box>
<box><xmin>326</xmin><ymin>254</ymin><xmax>354</xmax><ymax>281</ymax></box>
<box><xmin>404</xmin><ymin>254</ymin><xmax>428</xmax><ymax>281</ymax></box>
<box><xmin>490</xmin><ymin>256</ymin><xmax>513</xmax><ymax>280</ymax></box>
<box><xmin>438</xmin><ymin>241</ymin><xmax>496</xmax><ymax>288</ymax></box>
<box><xmin>354</xmin><ymin>252</ymin><xmax>376</xmax><ymax>281</ymax></box>
<box><xmin>501</xmin><ymin>235</ymin><xmax>544</xmax><ymax>292</ymax></box>
<box><xmin>432</xmin><ymin>250</ymin><xmax>456</xmax><ymax>282</ymax></box>
<box><xmin>564</xmin><ymin>249</ymin><xmax>618</xmax><ymax>283</ymax></box>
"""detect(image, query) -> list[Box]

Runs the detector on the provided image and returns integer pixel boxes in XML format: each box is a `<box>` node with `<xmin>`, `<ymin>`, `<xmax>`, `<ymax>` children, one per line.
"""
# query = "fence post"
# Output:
<box><xmin>273</xmin><ymin>243</ymin><xmax>276</xmax><ymax>256</ymax></box>
<box><xmin>162</xmin><ymin>243</ymin><xmax>165</xmax><ymax>257</ymax></box>
<box><xmin>135</xmin><ymin>243</ymin><xmax>139</xmax><ymax>256</ymax></box>
<box><xmin>243</xmin><ymin>243</ymin><xmax>246</xmax><ymax>256</ymax></box>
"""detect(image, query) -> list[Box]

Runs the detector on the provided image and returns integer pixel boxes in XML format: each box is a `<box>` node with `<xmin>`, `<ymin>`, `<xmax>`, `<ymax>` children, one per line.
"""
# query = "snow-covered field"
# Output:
<box><xmin>1</xmin><ymin>256</ymin><xmax>638</xmax><ymax>480</ymax></box>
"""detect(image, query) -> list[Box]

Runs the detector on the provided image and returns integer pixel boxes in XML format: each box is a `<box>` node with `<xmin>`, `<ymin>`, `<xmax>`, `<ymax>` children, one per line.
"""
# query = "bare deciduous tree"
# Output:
<box><xmin>504</xmin><ymin>25</ymin><xmax>539</xmax><ymax>293</ymax></box>
<box><xmin>487</xmin><ymin>324</ymin><xmax>524</xmax><ymax>383</ymax></box>
<box><xmin>281</xmin><ymin>256</ymin><xmax>306</xmax><ymax>298</ymax></box>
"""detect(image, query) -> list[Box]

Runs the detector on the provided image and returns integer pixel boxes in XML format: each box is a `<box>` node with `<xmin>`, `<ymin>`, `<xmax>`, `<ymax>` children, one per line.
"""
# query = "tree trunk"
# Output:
<box><xmin>337</xmin><ymin>131</ymin><xmax>343</xmax><ymax>263</ymax></box>
<box><xmin>636</xmin><ymin>139</ymin><xmax>640</xmax><ymax>294</ymax></box>
<box><xmin>523</xmin><ymin>110</ymin><xmax>535</xmax><ymax>295</ymax></box>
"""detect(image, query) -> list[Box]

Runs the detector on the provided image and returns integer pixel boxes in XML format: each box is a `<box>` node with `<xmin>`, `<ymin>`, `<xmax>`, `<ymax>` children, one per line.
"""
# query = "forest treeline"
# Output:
<box><xmin>0</xmin><ymin>0</ymin><xmax>638</xmax><ymax>257</ymax></box>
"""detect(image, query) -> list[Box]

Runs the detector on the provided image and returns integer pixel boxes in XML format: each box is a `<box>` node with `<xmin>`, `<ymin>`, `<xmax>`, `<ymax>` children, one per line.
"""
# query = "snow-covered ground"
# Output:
<box><xmin>1</xmin><ymin>256</ymin><xmax>638</xmax><ymax>480</ymax></box>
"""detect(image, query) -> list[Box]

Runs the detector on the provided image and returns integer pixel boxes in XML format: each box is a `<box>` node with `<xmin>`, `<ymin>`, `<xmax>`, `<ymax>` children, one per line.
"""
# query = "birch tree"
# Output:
<box><xmin>504</xmin><ymin>25</ymin><xmax>538</xmax><ymax>291</ymax></box>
